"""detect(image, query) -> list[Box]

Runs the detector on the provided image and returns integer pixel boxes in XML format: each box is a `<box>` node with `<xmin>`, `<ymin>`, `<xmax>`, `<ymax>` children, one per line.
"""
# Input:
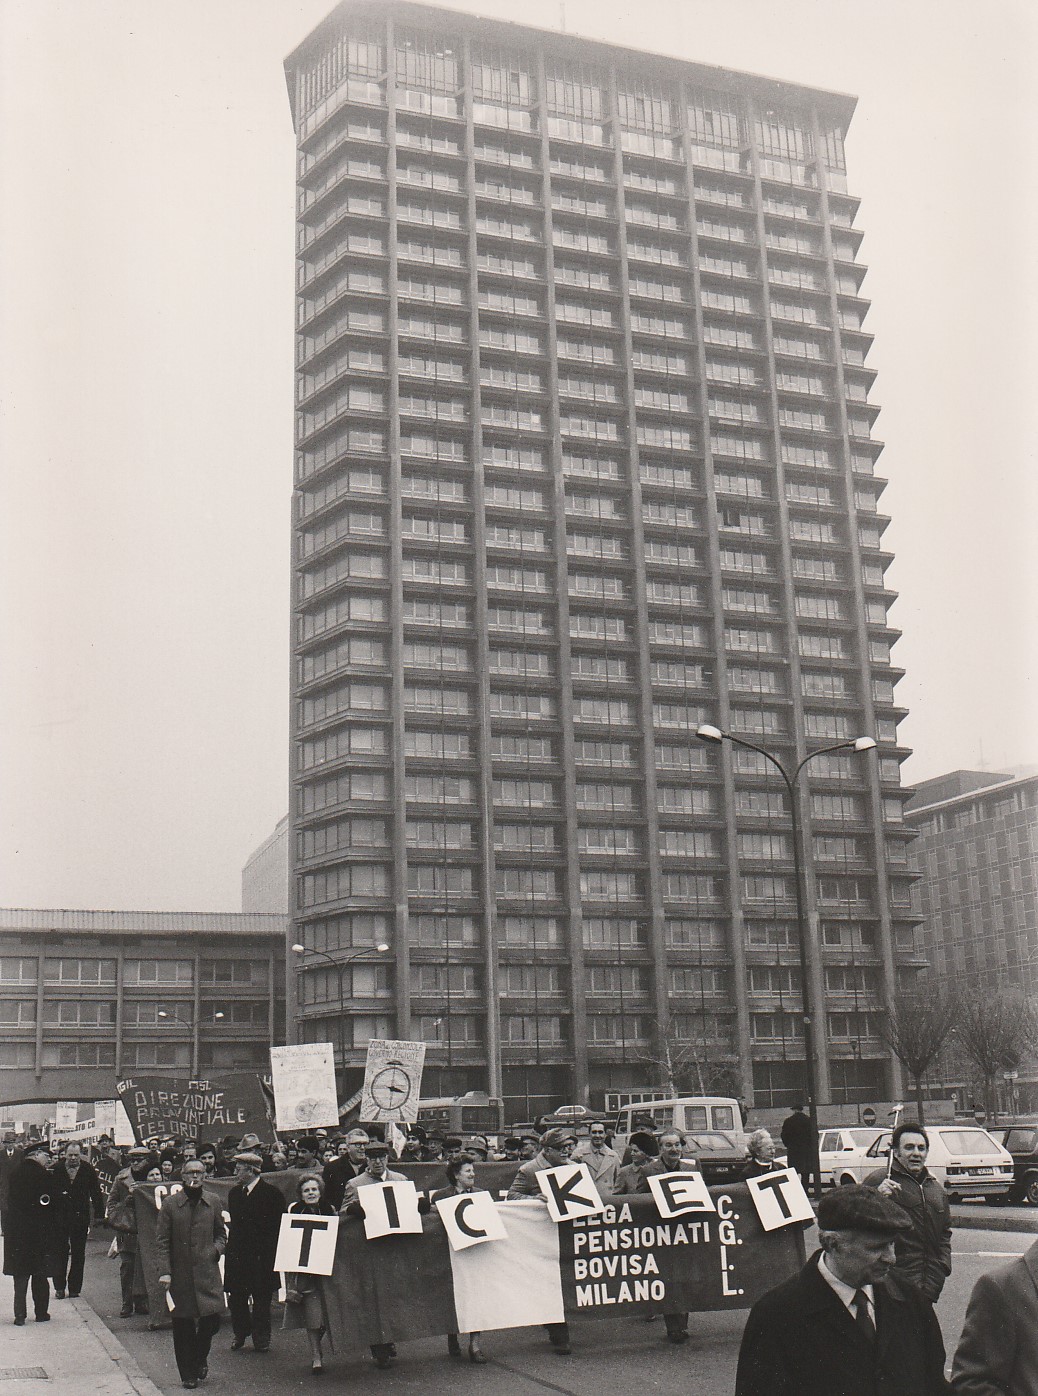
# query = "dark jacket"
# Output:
<box><xmin>952</xmin><ymin>1236</ymin><xmax>1038</xmax><ymax>1394</ymax></box>
<box><xmin>863</xmin><ymin>1160</ymin><xmax>952</xmax><ymax>1302</ymax></box>
<box><xmin>3</xmin><ymin>1157</ymin><xmax>63</xmax><ymax>1276</ymax></box>
<box><xmin>154</xmin><ymin>1187</ymin><xmax>227</xmax><ymax>1319</ymax></box>
<box><xmin>780</xmin><ymin>1110</ymin><xmax>815</xmax><ymax>1167</ymax></box>
<box><xmin>742</xmin><ymin>1157</ymin><xmax>779</xmax><ymax>1180</ymax></box>
<box><xmin>51</xmin><ymin>1159</ymin><xmax>106</xmax><ymax>1227</ymax></box>
<box><xmin>0</xmin><ymin>1146</ymin><xmax>23</xmax><ymax>1213</ymax></box>
<box><xmin>735</xmin><ymin>1250</ymin><xmax>950</xmax><ymax>1396</ymax></box>
<box><xmin>322</xmin><ymin>1156</ymin><xmax>366</xmax><ymax>1211</ymax></box>
<box><xmin>223</xmin><ymin>1176</ymin><xmax>286</xmax><ymax>1292</ymax></box>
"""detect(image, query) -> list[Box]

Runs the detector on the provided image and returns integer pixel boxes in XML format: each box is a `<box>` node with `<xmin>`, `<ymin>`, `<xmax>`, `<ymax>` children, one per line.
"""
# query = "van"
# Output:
<box><xmin>612</xmin><ymin>1097</ymin><xmax>746</xmax><ymax>1156</ymax></box>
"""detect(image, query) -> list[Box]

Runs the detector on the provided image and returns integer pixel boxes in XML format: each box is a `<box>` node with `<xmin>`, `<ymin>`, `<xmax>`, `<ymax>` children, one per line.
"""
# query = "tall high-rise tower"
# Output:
<box><xmin>284</xmin><ymin>1</ymin><xmax>917</xmax><ymax>1121</ymax></box>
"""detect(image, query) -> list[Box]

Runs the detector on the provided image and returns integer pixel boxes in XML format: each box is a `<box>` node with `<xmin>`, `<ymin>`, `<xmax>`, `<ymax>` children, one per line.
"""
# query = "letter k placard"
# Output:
<box><xmin>536</xmin><ymin>1163</ymin><xmax>606</xmax><ymax>1223</ymax></box>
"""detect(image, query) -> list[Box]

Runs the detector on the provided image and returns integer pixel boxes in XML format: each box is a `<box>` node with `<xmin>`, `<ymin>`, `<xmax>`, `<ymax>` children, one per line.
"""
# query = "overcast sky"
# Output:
<box><xmin>1</xmin><ymin>0</ymin><xmax>1036</xmax><ymax>913</ymax></box>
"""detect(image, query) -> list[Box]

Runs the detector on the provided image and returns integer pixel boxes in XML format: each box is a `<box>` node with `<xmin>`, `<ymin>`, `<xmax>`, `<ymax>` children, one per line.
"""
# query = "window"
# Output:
<box><xmin>41</xmin><ymin>1042</ymin><xmax>116</xmax><ymax>1068</ymax></box>
<box><xmin>0</xmin><ymin>1000</ymin><xmax>36</xmax><ymax>1025</ymax></box>
<box><xmin>502</xmin><ymin>1015</ymin><xmax>566</xmax><ymax>1045</ymax></box>
<box><xmin>122</xmin><ymin>1043</ymin><xmax>192</xmax><ymax>1069</ymax></box>
<box><xmin>582</xmin><ymin>917</ymin><xmax>647</xmax><ymax>948</ymax></box>
<box><xmin>45</xmin><ymin>957</ymin><xmax>117</xmax><ymax>985</ymax></box>
<box><xmin>0</xmin><ymin>958</ymin><xmax>36</xmax><ymax>984</ymax></box>
<box><xmin>0</xmin><ymin>1043</ymin><xmax>35</xmax><ymax>1068</ymax></box>
<box><xmin>123</xmin><ymin>1000</ymin><xmax>193</xmax><ymax>1026</ymax></box>
<box><xmin>499</xmin><ymin>916</ymin><xmax>561</xmax><ymax>947</ymax></box>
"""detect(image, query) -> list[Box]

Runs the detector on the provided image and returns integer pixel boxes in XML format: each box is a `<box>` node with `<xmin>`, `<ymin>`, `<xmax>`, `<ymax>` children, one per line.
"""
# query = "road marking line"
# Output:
<box><xmin>952</xmin><ymin>1250</ymin><xmax>1024</xmax><ymax>1258</ymax></box>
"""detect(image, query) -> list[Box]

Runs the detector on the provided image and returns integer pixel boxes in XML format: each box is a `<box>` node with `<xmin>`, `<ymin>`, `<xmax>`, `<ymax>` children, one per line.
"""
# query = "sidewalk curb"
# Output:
<box><xmin>950</xmin><ymin>1211</ymin><xmax>1038</xmax><ymax>1234</ymax></box>
<box><xmin>69</xmin><ymin>1297</ymin><xmax>166</xmax><ymax>1396</ymax></box>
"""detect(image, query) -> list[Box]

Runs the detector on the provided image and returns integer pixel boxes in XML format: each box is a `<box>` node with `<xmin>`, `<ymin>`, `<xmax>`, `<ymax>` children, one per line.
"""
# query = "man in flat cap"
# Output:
<box><xmin>736</xmin><ymin>1185</ymin><xmax>950</xmax><ymax>1396</ymax></box>
<box><xmin>4</xmin><ymin>1143</ymin><xmax>60</xmax><ymax>1325</ymax></box>
<box><xmin>224</xmin><ymin>1151</ymin><xmax>286</xmax><ymax>1354</ymax></box>
<box><xmin>105</xmin><ymin>1145</ymin><xmax>154</xmax><ymax>1317</ymax></box>
<box><xmin>340</xmin><ymin>1141</ymin><xmax>408</xmax><ymax>1370</ymax></box>
<box><xmin>507</xmin><ymin>1128</ymin><xmax>579</xmax><ymax>1356</ymax></box>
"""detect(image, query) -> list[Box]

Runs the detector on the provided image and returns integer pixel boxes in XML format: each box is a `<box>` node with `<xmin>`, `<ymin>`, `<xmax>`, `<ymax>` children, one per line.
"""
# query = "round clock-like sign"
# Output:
<box><xmin>370</xmin><ymin>1063</ymin><xmax>412</xmax><ymax>1110</ymax></box>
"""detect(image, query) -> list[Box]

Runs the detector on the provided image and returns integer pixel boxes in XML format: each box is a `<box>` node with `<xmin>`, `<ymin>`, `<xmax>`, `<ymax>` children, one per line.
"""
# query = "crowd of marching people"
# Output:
<box><xmin>0</xmin><ymin>1119</ymin><xmax>1031</xmax><ymax>1392</ymax></box>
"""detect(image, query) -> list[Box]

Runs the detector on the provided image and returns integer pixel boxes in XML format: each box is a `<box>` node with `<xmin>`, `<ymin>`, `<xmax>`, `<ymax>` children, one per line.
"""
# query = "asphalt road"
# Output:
<box><xmin>78</xmin><ymin>1225</ymin><xmax>1035</xmax><ymax>1396</ymax></box>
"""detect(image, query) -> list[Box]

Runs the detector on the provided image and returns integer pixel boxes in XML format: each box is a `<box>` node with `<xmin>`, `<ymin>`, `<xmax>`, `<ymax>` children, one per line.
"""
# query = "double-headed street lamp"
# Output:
<box><xmin>696</xmin><ymin>724</ymin><xmax>876</xmax><ymax>1198</ymax></box>
<box><xmin>290</xmin><ymin>942</ymin><xmax>391</xmax><ymax>1099</ymax></box>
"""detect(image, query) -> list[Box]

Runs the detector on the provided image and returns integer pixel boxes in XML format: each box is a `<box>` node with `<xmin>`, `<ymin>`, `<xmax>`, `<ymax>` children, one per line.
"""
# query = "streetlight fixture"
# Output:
<box><xmin>291</xmin><ymin>942</ymin><xmax>391</xmax><ymax>1099</ymax></box>
<box><xmin>696</xmin><ymin>723</ymin><xmax>876</xmax><ymax>1198</ymax></box>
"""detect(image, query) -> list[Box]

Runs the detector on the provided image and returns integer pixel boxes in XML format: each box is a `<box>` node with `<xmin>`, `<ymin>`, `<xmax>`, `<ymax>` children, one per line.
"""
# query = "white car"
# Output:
<box><xmin>829</xmin><ymin>1126</ymin><xmax>1016</xmax><ymax>1200</ymax></box>
<box><xmin>819</xmin><ymin>1128</ymin><xmax>885</xmax><ymax>1187</ymax></box>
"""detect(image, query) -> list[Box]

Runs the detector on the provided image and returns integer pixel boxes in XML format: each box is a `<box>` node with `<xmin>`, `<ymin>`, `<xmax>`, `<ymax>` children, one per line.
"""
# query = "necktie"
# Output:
<box><xmin>853</xmin><ymin>1289</ymin><xmax>876</xmax><ymax>1345</ymax></box>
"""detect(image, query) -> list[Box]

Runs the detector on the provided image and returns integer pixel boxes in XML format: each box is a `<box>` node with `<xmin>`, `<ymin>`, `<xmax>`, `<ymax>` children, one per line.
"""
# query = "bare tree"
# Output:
<box><xmin>635</xmin><ymin>1017</ymin><xmax>740</xmax><ymax>1100</ymax></box>
<box><xmin>878</xmin><ymin>981</ymin><xmax>959</xmax><ymax>1123</ymax></box>
<box><xmin>957</xmin><ymin>989</ymin><xmax>1038</xmax><ymax>1121</ymax></box>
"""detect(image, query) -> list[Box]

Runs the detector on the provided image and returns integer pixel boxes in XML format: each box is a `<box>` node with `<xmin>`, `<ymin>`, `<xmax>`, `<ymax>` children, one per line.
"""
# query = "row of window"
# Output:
<box><xmin>0</xmin><ymin>958</ymin><xmax>272</xmax><ymax>986</ymax></box>
<box><xmin>0</xmin><ymin>1042</ymin><xmax>272</xmax><ymax>1070</ymax></box>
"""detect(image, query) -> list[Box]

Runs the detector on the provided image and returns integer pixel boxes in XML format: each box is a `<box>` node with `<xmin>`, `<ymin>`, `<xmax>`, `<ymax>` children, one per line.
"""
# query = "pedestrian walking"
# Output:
<box><xmin>431</xmin><ymin>1153</ymin><xmax>487</xmax><ymax>1364</ymax></box>
<box><xmin>154</xmin><ymin>1159</ymin><xmax>227</xmax><ymax>1390</ymax></box>
<box><xmin>780</xmin><ymin>1104</ymin><xmax>818</xmax><ymax>1192</ymax></box>
<box><xmin>51</xmin><ymin>1143</ymin><xmax>105</xmax><ymax>1298</ymax></box>
<box><xmin>282</xmin><ymin>1173</ymin><xmax>335</xmax><ymax>1376</ymax></box>
<box><xmin>735</xmin><ymin>1185</ymin><xmax>950</xmax><ymax>1396</ymax></box>
<box><xmin>105</xmin><ymin>1146</ymin><xmax>154</xmax><ymax>1317</ymax></box>
<box><xmin>952</xmin><ymin>1234</ymin><xmax>1038</xmax><ymax>1393</ymax></box>
<box><xmin>3</xmin><ymin>1142</ymin><xmax>61</xmax><ymax>1325</ymax></box>
<box><xmin>224</xmin><ymin>1150</ymin><xmax>286</xmax><ymax>1354</ymax></box>
<box><xmin>0</xmin><ymin>1134</ymin><xmax>23</xmax><ymax>1237</ymax></box>
<box><xmin>863</xmin><ymin>1122</ymin><xmax>952</xmax><ymax>1303</ymax></box>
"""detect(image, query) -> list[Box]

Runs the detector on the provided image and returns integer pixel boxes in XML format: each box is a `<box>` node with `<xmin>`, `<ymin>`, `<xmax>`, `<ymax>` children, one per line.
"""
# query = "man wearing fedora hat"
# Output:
<box><xmin>224</xmin><ymin>1151</ymin><xmax>286</xmax><ymax>1354</ymax></box>
<box><xmin>736</xmin><ymin>1185</ymin><xmax>950</xmax><ymax>1395</ymax></box>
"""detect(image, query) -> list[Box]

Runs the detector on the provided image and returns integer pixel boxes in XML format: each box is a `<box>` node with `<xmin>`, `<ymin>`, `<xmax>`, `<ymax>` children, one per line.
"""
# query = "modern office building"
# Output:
<box><xmin>0</xmin><ymin>909</ymin><xmax>287</xmax><ymax>1103</ymax></box>
<box><xmin>906</xmin><ymin>769</ymin><xmax>1038</xmax><ymax>1112</ymax></box>
<box><xmin>284</xmin><ymin>0</ymin><xmax>916</xmax><ymax>1121</ymax></box>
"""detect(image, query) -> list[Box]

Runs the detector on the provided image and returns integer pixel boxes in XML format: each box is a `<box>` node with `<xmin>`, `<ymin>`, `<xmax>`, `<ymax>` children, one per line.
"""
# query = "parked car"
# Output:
<box><xmin>831</xmin><ymin>1125</ymin><xmax>1015</xmax><ymax>1200</ymax></box>
<box><xmin>818</xmin><ymin>1128</ymin><xmax>885</xmax><ymax>1187</ymax></box>
<box><xmin>987</xmin><ymin>1122</ymin><xmax>1038</xmax><ymax>1205</ymax></box>
<box><xmin>685</xmin><ymin>1131</ymin><xmax>783</xmax><ymax>1187</ymax></box>
<box><xmin>612</xmin><ymin>1096</ymin><xmax>746</xmax><ymax>1155</ymax></box>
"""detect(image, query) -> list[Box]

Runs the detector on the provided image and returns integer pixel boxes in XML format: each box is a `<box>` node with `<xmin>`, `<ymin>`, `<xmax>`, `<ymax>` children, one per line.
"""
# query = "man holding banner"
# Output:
<box><xmin>506</xmin><ymin>1128</ymin><xmax>580</xmax><ymax>1356</ymax></box>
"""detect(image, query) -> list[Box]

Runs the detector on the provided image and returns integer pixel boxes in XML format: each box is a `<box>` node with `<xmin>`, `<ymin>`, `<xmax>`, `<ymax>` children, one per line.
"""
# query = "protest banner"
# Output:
<box><xmin>744</xmin><ymin>1168</ymin><xmax>815</xmax><ymax>1230</ymax></box>
<box><xmin>269</xmin><ymin>1043</ymin><xmax>339</xmax><ymax>1131</ymax></box>
<box><xmin>359</xmin><ymin>1039</ymin><xmax>426</xmax><ymax>1124</ymax></box>
<box><xmin>52</xmin><ymin>1116</ymin><xmax>104</xmax><ymax>1146</ymax></box>
<box><xmin>115</xmin><ymin>1074</ymin><xmax>269</xmax><ymax>1143</ymax></box>
<box><xmin>131</xmin><ymin>1176</ymin><xmax>806</xmax><ymax>1340</ymax></box>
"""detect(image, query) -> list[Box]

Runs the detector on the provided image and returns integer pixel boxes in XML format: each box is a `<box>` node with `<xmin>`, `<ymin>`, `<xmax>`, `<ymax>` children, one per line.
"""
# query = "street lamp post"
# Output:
<box><xmin>696</xmin><ymin>724</ymin><xmax>876</xmax><ymax>1199</ymax></box>
<box><xmin>290</xmin><ymin>942</ymin><xmax>391</xmax><ymax>1100</ymax></box>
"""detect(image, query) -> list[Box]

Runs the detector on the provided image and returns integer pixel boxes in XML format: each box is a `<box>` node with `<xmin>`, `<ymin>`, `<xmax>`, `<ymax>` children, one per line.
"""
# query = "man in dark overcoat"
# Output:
<box><xmin>51</xmin><ymin>1142</ymin><xmax>106</xmax><ymax>1298</ymax></box>
<box><xmin>780</xmin><ymin>1103</ymin><xmax>818</xmax><ymax>1191</ymax></box>
<box><xmin>952</xmin><ymin>1234</ymin><xmax>1038</xmax><ymax>1393</ymax></box>
<box><xmin>224</xmin><ymin>1150</ymin><xmax>286</xmax><ymax>1354</ymax></box>
<box><xmin>0</xmin><ymin>1133</ymin><xmax>23</xmax><ymax>1236</ymax></box>
<box><xmin>155</xmin><ymin>1158</ymin><xmax>226</xmax><ymax>1390</ymax></box>
<box><xmin>735</xmin><ymin>1185</ymin><xmax>950</xmax><ymax>1396</ymax></box>
<box><xmin>3</xmin><ymin>1143</ymin><xmax>62</xmax><ymax>1324</ymax></box>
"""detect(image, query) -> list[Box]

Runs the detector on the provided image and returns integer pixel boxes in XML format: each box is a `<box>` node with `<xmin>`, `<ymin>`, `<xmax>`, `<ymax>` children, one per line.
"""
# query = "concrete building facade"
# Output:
<box><xmin>906</xmin><ymin>769</ymin><xmax>1038</xmax><ymax>1112</ymax></box>
<box><xmin>284</xmin><ymin>0</ymin><xmax>917</xmax><ymax>1121</ymax></box>
<box><xmin>0</xmin><ymin>910</ymin><xmax>287</xmax><ymax>1105</ymax></box>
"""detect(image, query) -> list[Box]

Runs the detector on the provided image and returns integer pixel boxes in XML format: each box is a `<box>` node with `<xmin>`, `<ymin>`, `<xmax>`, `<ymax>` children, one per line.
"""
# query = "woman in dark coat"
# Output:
<box><xmin>4</xmin><ymin>1143</ymin><xmax>63</xmax><ymax>1324</ymax></box>
<box><xmin>741</xmin><ymin>1129</ymin><xmax>780</xmax><ymax>1180</ymax></box>
<box><xmin>282</xmin><ymin>1173</ymin><xmax>335</xmax><ymax>1375</ymax></box>
<box><xmin>430</xmin><ymin>1154</ymin><xmax>487</xmax><ymax>1364</ymax></box>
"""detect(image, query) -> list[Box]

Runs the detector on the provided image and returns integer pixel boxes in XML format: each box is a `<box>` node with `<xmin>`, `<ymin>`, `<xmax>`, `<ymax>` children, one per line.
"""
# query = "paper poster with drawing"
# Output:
<box><xmin>269</xmin><ymin>1043</ymin><xmax>339</xmax><ymax>1131</ymax></box>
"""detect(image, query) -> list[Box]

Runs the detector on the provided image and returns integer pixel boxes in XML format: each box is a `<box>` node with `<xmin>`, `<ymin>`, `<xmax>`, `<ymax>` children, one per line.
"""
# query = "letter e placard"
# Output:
<box><xmin>745</xmin><ymin>1168</ymin><xmax>814</xmax><ymax>1230</ymax></box>
<box><xmin>536</xmin><ymin>1162</ymin><xmax>606</xmax><ymax>1223</ymax></box>
<box><xmin>435</xmin><ymin>1190</ymin><xmax>508</xmax><ymax>1251</ymax></box>
<box><xmin>274</xmin><ymin>1213</ymin><xmax>339</xmax><ymax>1276</ymax></box>
<box><xmin>360</xmin><ymin>1180</ymin><xmax>424</xmax><ymax>1239</ymax></box>
<box><xmin>647</xmin><ymin>1169</ymin><xmax>716</xmax><ymax>1218</ymax></box>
